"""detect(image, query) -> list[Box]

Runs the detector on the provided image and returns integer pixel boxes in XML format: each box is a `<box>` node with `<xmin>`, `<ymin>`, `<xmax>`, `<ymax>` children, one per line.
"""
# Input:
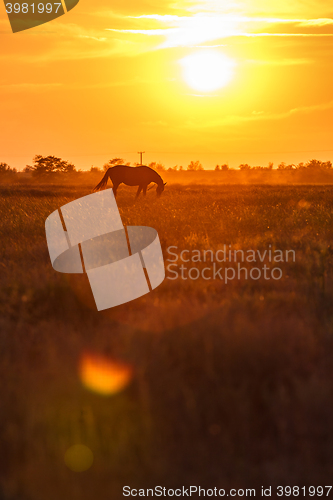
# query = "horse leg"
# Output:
<box><xmin>112</xmin><ymin>182</ymin><xmax>119</xmax><ymax>197</ymax></box>
<box><xmin>136</xmin><ymin>186</ymin><xmax>142</xmax><ymax>198</ymax></box>
<box><xmin>142</xmin><ymin>184</ymin><xmax>148</xmax><ymax>196</ymax></box>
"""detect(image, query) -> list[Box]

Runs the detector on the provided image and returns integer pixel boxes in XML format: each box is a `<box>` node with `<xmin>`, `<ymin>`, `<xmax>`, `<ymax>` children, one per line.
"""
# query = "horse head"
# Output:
<box><xmin>156</xmin><ymin>182</ymin><xmax>167</xmax><ymax>197</ymax></box>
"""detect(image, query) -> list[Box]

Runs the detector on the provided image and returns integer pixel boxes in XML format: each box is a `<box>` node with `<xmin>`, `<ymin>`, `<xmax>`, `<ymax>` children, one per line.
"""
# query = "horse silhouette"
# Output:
<box><xmin>94</xmin><ymin>165</ymin><xmax>167</xmax><ymax>198</ymax></box>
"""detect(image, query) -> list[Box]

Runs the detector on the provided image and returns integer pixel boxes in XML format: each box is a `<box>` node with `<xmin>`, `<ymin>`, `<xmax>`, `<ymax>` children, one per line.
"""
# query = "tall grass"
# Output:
<box><xmin>1</xmin><ymin>183</ymin><xmax>333</xmax><ymax>499</ymax></box>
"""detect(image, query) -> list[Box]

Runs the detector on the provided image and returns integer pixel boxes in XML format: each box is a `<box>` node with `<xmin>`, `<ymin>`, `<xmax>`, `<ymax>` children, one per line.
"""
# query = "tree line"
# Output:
<box><xmin>238</xmin><ymin>160</ymin><xmax>333</xmax><ymax>171</ymax></box>
<box><xmin>0</xmin><ymin>155</ymin><xmax>332</xmax><ymax>177</ymax></box>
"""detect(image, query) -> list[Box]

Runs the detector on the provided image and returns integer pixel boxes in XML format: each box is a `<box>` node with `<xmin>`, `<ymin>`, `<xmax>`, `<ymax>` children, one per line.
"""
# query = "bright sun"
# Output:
<box><xmin>180</xmin><ymin>51</ymin><xmax>235</xmax><ymax>92</ymax></box>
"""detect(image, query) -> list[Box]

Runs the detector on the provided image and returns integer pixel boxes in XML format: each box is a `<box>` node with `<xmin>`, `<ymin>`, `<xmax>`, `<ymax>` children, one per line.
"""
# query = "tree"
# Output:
<box><xmin>239</xmin><ymin>164</ymin><xmax>251</xmax><ymax>170</ymax></box>
<box><xmin>90</xmin><ymin>166</ymin><xmax>102</xmax><ymax>174</ymax></box>
<box><xmin>23</xmin><ymin>165</ymin><xmax>34</xmax><ymax>173</ymax></box>
<box><xmin>187</xmin><ymin>160</ymin><xmax>204</xmax><ymax>171</ymax></box>
<box><xmin>103</xmin><ymin>158</ymin><xmax>130</xmax><ymax>171</ymax></box>
<box><xmin>278</xmin><ymin>162</ymin><xmax>295</xmax><ymax>170</ymax></box>
<box><xmin>215</xmin><ymin>165</ymin><xmax>221</xmax><ymax>171</ymax></box>
<box><xmin>306</xmin><ymin>159</ymin><xmax>322</xmax><ymax>170</ymax></box>
<box><xmin>278</xmin><ymin>161</ymin><xmax>296</xmax><ymax>170</ymax></box>
<box><xmin>221</xmin><ymin>164</ymin><xmax>229</xmax><ymax>171</ymax></box>
<box><xmin>305</xmin><ymin>159</ymin><xmax>332</xmax><ymax>170</ymax></box>
<box><xmin>26</xmin><ymin>155</ymin><xmax>76</xmax><ymax>177</ymax></box>
<box><xmin>0</xmin><ymin>163</ymin><xmax>16</xmax><ymax>175</ymax></box>
<box><xmin>148</xmin><ymin>162</ymin><xmax>166</xmax><ymax>172</ymax></box>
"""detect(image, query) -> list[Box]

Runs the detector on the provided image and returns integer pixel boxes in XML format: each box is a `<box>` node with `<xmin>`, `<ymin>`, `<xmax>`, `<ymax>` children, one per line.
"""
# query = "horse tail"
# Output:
<box><xmin>94</xmin><ymin>168</ymin><xmax>112</xmax><ymax>191</ymax></box>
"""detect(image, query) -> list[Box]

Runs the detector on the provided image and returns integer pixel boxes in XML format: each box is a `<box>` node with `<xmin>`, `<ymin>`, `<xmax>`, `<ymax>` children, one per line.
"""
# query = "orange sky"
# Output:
<box><xmin>0</xmin><ymin>0</ymin><xmax>333</xmax><ymax>170</ymax></box>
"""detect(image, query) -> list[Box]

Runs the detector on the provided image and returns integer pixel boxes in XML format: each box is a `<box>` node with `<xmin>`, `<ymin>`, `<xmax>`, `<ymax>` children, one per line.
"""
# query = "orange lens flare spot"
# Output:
<box><xmin>79</xmin><ymin>353</ymin><xmax>133</xmax><ymax>396</ymax></box>
<box><xmin>64</xmin><ymin>444</ymin><xmax>94</xmax><ymax>472</ymax></box>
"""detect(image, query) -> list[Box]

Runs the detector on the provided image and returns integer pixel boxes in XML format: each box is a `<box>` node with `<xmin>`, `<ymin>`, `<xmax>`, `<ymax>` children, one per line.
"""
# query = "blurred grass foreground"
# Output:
<box><xmin>1</xmin><ymin>181</ymin><xmax>333</xmax><ymax>499</ymax></box>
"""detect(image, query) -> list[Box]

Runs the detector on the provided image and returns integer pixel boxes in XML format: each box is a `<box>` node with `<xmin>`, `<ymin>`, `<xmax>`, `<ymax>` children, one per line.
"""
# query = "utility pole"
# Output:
<box><xmin>137</xmin><ymin>151</ymin><xmax>145</xmax><ymax>165</ymax></box>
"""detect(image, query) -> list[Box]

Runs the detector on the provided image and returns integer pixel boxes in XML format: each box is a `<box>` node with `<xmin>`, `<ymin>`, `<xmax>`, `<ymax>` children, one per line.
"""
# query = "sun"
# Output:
<box><xmin>180</xmin><ymin>51</ymin><xmax>235</xmax><ymax>92</ymax></box>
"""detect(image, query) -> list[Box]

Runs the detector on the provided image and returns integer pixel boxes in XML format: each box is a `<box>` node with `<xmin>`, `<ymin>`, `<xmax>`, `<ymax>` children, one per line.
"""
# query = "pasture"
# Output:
<box><xmin>1</xmin><ymin>181</ymin><xmax>333</xmax><ymax>499</ymax></box>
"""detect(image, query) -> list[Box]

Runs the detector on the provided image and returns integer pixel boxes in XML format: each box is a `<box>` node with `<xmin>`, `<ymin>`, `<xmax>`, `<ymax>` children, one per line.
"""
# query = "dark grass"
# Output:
<box><xmin>1</xmin><ymin>183</ymin><xmax>333</xmax><ymax>499</ymax></box>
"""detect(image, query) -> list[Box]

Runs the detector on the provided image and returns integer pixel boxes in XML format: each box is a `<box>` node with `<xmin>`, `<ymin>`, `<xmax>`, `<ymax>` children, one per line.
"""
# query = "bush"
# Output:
<box><xmin>26</xmin><ymin>155</ymin><xmax>76</xmax><ymax>177</ymax></box>
<box><xmin>0</xmin><ymin>162</ymin><xmax>17</xmax><ymax>175</ymax></box>
<box><xmin>187</xmin><ymin>161</ymin><xmax>204</xmax><ymax>171</ymax></box>
<box><xmin>103</xmin><ymin>158</ymin><xmax>130</xmax><ymax>171</ymax></box>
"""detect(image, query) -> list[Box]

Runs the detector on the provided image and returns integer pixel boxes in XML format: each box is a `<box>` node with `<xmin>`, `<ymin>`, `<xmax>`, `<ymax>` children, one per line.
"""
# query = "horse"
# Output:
<box><xmin>93</xmin><ymin>165</ymin><xmax>167</xmax><ymax>198</ymax></box>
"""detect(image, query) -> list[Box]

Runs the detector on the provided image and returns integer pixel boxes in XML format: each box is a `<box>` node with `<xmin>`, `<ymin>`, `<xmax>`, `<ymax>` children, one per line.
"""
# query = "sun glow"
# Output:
<box><xmin>180</xmin><ymin>51</ymin><xmax>236</xmax><ymax>92</ymax></box>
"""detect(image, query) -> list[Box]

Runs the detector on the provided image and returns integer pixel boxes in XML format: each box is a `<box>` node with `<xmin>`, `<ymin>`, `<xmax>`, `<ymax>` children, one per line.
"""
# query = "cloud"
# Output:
<box><xmin>299</xmin><ymin>18</ymin><xmax>333</xmax><ymax>26</ymax></box>
<box><xmin>0</xmin><ymin>83</ymin><xmax>63</xmax><ymax>91</ymax></box>
<box><xmin>106</xmin><ymin>14</ymin><xmax>243</xmax><ymax>47</ymax></box>
<box><xmin>105</xmin><ymin>13</ymin><xmax>333</xmax><ymax>49</ymax></box>
<box><xmin>183</xmin><ymin>99</ymin><xmax>333</xmax><ymax>128</ymax></box>
<box><xmin>186</xmin><ymin>0</ymin><xmax>333</xmax><ymax>18</ymax></box>
<box><xmin>1</xmin><ymin>3</ymin><xmax>332</xmax><ymax>62</ymax></box>
<box><xmin>245</xmin><ymin>58</ymin><xmax>313</xmax><ymax>66</ymax></box>
<box><xmin>129</xmin><ymin>14</ymin><xmax>182</xmax><ymax>22</ymax></box>
<box><xmin>0</xmin><ymin>21</ymin><xmax>152</xmax><ymax>63</ymax></box>
<box><xmin>240</xmin><ymin>33</ymin><xmax>333</xmax><ymax>37</ymax></box>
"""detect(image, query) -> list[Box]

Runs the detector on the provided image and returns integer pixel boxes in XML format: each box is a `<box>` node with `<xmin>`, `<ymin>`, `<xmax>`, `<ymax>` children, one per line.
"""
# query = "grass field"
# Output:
<box><xmin>1</xmin><ymin>181</ymin><xmax>333</xmax><ymax>500</ymax></box>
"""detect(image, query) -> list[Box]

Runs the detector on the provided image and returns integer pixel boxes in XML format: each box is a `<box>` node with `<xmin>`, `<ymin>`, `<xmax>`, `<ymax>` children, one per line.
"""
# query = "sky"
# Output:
<box><xmin>0</xmin><ymin>0</ymin><xmax>333</xmax><ymax>170</ymax></box>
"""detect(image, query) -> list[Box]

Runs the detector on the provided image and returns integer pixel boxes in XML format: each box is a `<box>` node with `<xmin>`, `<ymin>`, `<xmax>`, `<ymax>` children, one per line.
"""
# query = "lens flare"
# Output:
<box><xmin>64</xmin><ymin>444</ymin><xmax>94</xmax><ymax>472</ymax></box>
<box><xmin>79</xmin><ymin>353</ymin><xmax>133</xmax><ymax>396</ymax></box>
<box><xmin>180</xmin><ymin>51</ymin><xmax>235</xmax><ymax>92</ymax></box>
